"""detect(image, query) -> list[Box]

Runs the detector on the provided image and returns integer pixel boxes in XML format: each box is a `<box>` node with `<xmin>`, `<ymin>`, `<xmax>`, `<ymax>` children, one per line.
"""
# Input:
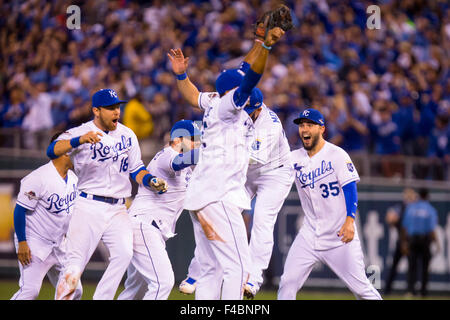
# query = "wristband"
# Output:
<box><xmin>142</xmin><ymin>173</ymin><xmax>155</xmax><ymax>187</ymax></box>
<box><xmin>70</xmin><ymin>136</ymin><xmax>81</xmax><ymax>148</ymax></box>
<box><xmin>176</xmin><ymin>72</ymin><xmax>187</xmax><ymax>80</ymax></box>
<box><xmin>254</xmin><ymin>39</ymin><xmax>264</xmax><ymax>44</ymax></box>
<box><xmin>262</xmin><ymin>43</ymin><xmax>272</xmax><ymax>50</ymax></box>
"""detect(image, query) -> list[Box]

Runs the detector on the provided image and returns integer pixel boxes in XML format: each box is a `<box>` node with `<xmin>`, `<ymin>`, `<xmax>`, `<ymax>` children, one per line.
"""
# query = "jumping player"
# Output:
<box><xmin>277</xmin><ymin>108</ymin><xmax>382</xmax><ymax>300</ymax></box>
<box><xmin>117</xmin><ymin>120</ymin><xmax>201</xmax><ymax>300</ymax></box>
<box><xmin>168</xmin><ymin>44</ymin><xmax>294</xmax><ymax>298</ymax></box>
<box><xmin>11</xmin><ymin>132</ymin><xmax>82</xmax><ymax>300</ymax></box>
<box><xmin>46</xmin><ymin>88</ymin><xmax>168</xmax><ymax>300</ymax></box>
<box><xmin>181</xmin><ymin>25</ymin><xmax>285</xmax><ymax>300</ymax></box>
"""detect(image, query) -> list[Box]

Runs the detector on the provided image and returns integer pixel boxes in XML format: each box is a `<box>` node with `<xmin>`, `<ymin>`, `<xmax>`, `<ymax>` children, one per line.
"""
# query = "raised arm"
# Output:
<box><xmin>233</xmin><ymin>26</ymin><xmax>285</xmax><ymax>107</ymax></box>
<box><xmin>46</xmin><ymin>131</ymin><xmax>103</xmax><ymax>159</ymax></box>
<box><xmin>167</xmin><ymin>49</ymin><xmax>200</xmax><ymax>108</ymax></box>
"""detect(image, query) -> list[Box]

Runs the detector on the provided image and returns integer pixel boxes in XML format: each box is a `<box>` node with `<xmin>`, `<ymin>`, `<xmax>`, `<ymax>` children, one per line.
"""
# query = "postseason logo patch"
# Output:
<box><xmin>252</xmin><ymin>139</ymin><xmax>261</xmax><ymax>151</ymax></box>
<box><xmin>24</xmin><ymin>191</ymin><xmax>38</xmax><ymax>201</ymax></box>
<box><xmin>347</xmin><ymin>162</ymin><xmax>354</xmax><ymax>172</ymax></box>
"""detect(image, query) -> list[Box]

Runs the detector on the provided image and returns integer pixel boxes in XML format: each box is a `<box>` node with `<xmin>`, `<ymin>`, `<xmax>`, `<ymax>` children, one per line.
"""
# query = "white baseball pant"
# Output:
<box><xmin>63</xmin><ymin>196</ymin><xmax>133</xmax><ymax>300</ymax></box>
<box><xmin>118</xmin><ymin>216</ymin><xmax>174</xmax><ymax>300</ymax></box>
<box><xmin>192</xmin><ymin>201</ymin><xmax>250</xmax><ymax>300</ymax></box>
<box><xmin>278</xmin><ymin>233</ymin><xmax>382</xmax><ymax>300</ymax></box>
<box><xmin>245</xmin><ymin>165</ymin><xmax>294</xmax><ymax>290</ymax></box>
<box><xmin>190</xmin><ymin>211</ymin><xmax>222</xmax><ymax>300</ymax></box>
<box><xmin>11</xmin><ymin>239</ymin><xmax>82</xmax><ymax>300</ymax></box>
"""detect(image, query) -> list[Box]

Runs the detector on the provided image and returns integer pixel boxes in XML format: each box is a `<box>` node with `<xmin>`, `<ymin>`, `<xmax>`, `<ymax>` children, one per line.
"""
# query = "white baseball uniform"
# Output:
<box><xmin>278</xmin><ymin>141</ymin><xmax>382</xmax><ymax>300</ymax></box>
<box><xmin>57</xmin><ymin>120</ymin><xmax>144</xmax><ymax>300</ymax></box>
<box><xmin>244</xmin><ymin>104</ymin><xmax>294</xmax><ymax>290</ymax></box>
<box><xmin>184</xmin><ymin>96</ymin><xmax>294</xmax><ymax>294</ymax></box>
<box><xmin>11</xmin><ymin>161</ymin><xmax>82</xmax><ymax>300</ymax></box>
<box><xmin>184</xmin><ymin>88</ymin><xmax>254</xmax><ymax>300</ymax></box>
<box><xmin>118</xmin><ymin>146</ymin><xmax>192</xmax><ymax>300</ymax></box>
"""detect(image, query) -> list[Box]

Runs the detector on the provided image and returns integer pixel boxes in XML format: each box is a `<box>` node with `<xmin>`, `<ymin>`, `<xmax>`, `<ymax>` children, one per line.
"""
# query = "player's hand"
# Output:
<box><xmin>264</xmin><ymin>27</ymin><xmax>285</xmax><ymax>47</ymax></box>
<box><xmin>167</xmin><ymin>49</ymin><xmax>190</xmax><ymax>75</ymax></box>
<box><xmin>17</xmin><ymin>241</ymin><xmax>32</xmax><ymax>266</ymax></box>
<box><xmin>337</xmin><ymin>216</ymin><xmax>355</xmax><ymax>243</ymax></box>
<box><xmin>150</xmin><ymin>177</ymin><xmax>168</xmax><ymax>194</ymax></box>
<box><xmin>79</xmin><ymin>131</ymin><xmax>103</xmax><ymax>144</ymax></box>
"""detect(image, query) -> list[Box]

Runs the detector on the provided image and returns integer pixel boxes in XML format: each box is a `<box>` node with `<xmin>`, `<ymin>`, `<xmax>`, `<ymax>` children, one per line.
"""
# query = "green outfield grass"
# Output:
<box><xmin>1</xmin><ymin>279</ymin><xmax>449</xmax><ymax>300</ymax></box>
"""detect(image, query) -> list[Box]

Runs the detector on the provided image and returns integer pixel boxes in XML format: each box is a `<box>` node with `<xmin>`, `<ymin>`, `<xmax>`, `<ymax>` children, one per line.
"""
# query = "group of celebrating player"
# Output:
<box><xmin>11</xmin><ymin>5</ymin><xmax>381</xmax><ymax>300</ymax></box>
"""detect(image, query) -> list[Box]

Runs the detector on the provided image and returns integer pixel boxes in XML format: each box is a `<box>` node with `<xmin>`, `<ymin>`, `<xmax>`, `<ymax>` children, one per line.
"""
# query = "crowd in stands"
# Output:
<box><xmin>0</xmin><ymin>0</ymin><xmax>449</xmax><ymax>180</ymax></box>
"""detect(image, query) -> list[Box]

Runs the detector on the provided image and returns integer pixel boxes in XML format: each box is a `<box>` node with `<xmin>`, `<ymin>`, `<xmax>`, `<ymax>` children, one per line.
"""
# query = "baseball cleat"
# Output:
<box><xmin>244</xmin><ymin>282</ymin><xmax>258</xmax><ymax>299</ymax></box>
<box><xmin>179</xmin><ymin>277</ymin><xmax>197</xmax><ymax>295</ymax></box>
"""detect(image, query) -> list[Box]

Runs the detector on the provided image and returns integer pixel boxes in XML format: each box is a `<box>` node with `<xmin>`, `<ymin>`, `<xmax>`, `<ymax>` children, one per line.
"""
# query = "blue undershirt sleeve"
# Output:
<box><xmin>171</xmin><ymin>149</ymin><xmax>199</xmax><ymax>171</ymax></box>
<box><xmin>46</xmin><ymin>141</ymin><xmax>58</xmax><ymax>159</ymax></box>
<box><xmin>13</xmin><ymin>204</ymin><xmax>28</xmax><ymax>242</ymax></box>
<box><xmin>239</xmin><ymin>61</ymin><xmax>251</xmax><ymax>73</ymax></box>
<box><xmin>342</xmin><ymin>181</ymin><xmax>358</xmax><ymax>219</ymax></box>
<box><xmin>233</xmin><ymin>68</ymin><xmax>262</xmax><ymax>107</ymax></box>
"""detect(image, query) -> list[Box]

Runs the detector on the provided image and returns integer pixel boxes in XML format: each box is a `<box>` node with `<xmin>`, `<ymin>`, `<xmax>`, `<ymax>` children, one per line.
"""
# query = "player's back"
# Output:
<box><xmin>248</xmin><ymin>104</ymin><xmax>291</xmax><ymax>175</ymax></box>
<box><xmin>185</xmin><ymin>88</ymin><xmax>254</xmax><ymax>211</ymax></box>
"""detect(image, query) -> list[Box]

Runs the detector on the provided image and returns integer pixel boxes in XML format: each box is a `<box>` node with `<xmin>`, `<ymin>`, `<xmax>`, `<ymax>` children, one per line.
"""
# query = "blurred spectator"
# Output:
<box><xmin>122</xmin><ymin>94</ymin><xmax>157</xmax><ymax>155</ymax></box>
<box><xmin>1</xmin><ymin>87</ymin><xmax>26</xmax><ymax>129</ymax></box>
<box><xmin>401</xmin><ymin>188</ymin><xmax>439</xmax><ymax>297</ymax></box>
<box><xmin>368</xmin><ymin>101</ymin><xmax>402</xmax><ymax>177</ymax></box>
<box><xmin>0</xmin><ymin>0</ymin><xmax>448</xmax><ymax>181</ymax></box>
<box><xmin>22</xmin><ymin>81</ymin><xmax>54</xmax><ymax>150</ymax></box>
<box><xmin>384</xmin><ymin>187</ymin><xmax>417</xmax><ymax>295</ymax></box>
<box><xmin>426</xmin><ymin>114</ymin><xmax>450</xmax><ymax>180</ymax></box>
<box><xmin>123</xmin><ymin>95</ymin><xmax>153</xmax><ymax>140</ymax></box>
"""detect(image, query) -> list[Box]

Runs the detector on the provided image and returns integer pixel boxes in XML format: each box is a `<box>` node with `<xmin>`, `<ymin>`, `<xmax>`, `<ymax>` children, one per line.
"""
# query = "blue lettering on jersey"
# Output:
<box><xmin>46</xmin><ymin>184</ymin><xmax>77</xmax><ymax>214</ymax></box>
<box><xmin>90</xmin><ymin>135</ymin><xmax>132</xmax><ymax>162</ymax></box>
<box><xmin>294</xmin><ymin>160</ymin><xmax>334</xmax><ymax>188</ymax></box>
<box><xmin>268</xmin><ymin>110</ymin><xmax>280</xmax><ymax>123</ymax></box>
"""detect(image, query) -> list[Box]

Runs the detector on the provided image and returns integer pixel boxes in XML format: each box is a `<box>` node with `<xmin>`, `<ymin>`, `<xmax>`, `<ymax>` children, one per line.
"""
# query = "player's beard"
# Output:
<box><xmin>99</xmin><ymin>114</ymin><xmax>118</xmax><ymax>131</ymax></box>
<box><xmin>301</xmin><ymin>132</ymin><xmax>319</xmax><ymax>151</ymax></box>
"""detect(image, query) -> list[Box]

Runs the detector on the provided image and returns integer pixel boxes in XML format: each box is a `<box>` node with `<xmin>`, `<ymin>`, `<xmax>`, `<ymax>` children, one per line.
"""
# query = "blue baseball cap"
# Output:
<box><xmin>293</xmin><ymin>108</ymin><xmax>325</xmax><ymax>126</ymax></box>
<box><xmin>215</xmin><ymin>69</ymin><xmax>245</xmax><ymax>96</ymax></box>
<box><xmin>244</xmin><ymin>88</ymin><xmax>263</xmax><ymax>115</ymax></box>
<box><xmin>92</xmin><ymin>89</ymin><xmax>127</xmax><ymax>108</ymax></box>
<box><xmin>170</xmin><ymin>120</ymin><xmax>202</xmax><ymax>140</ymax></box>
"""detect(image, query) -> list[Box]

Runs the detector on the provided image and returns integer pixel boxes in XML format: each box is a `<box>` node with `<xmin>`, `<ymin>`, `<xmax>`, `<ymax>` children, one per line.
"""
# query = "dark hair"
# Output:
<box><xmin>50</xmin><ymin>131</ymin><xmax>65</xmax><ymax>143</ymax></box>
<box><xmin>417</xmin><ymin>188</ymin><xmax>429</xmax><ymax>200</ymax></box>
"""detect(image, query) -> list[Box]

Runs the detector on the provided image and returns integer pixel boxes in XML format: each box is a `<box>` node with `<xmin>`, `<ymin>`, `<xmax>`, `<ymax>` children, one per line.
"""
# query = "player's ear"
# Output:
<box><xmin>320</xmin><ymin>125</ymin><xmax>325</xmax><ymax>135</ymax></box>
<box><xmin>92</xmin><ymin>106</ymin><xmax>100</xmax><ymax>117</ymax></box>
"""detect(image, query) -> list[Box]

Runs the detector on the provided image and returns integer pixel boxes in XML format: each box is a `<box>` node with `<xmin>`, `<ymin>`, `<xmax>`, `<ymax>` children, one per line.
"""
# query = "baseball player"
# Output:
<box><xmin>169</xmin><ymin>45</ymin><xmax>294</xmax><ymax>298</ymax></box>
<box><xmin>117</xmin><ymin>120</ymin><xmax>201</xmax><ymax>300</ymax></box>
<box><xmin>46</xmin><ymin>89</ymin><xmax>168</xmax><ymax>300</ymax></box>
<box><xmin>277</xmin><ymin>108</ymin><xmax>382</xmax><ymax>300</ymax></box>
<box><xmin>181</xmin><ymin>26</ymin><xmax>285</xmax><ymax>300</ymax></box>
<box><xmin>11</xmin><ymin>132</ymin><xmax>82</xmax><ymax>300</ymax></box>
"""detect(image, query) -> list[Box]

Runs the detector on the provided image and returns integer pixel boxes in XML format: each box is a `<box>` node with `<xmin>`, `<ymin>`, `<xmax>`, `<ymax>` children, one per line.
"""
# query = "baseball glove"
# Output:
<box><xmin>254</xmin><ymin>4</ymin><xmax>294</xmax><ymax>40</ymax></box>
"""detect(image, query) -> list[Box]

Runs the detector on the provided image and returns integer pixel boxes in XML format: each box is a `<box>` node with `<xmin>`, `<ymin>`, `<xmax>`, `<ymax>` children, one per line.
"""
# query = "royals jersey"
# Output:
<box><xmin>291</xmin><ymin>142</ymin><xmax>360</xmax><ymax>250</ymax></box>
<box><xmin>247</xmin><ymin>104</ymin><xmax>291</xmax><ymax>175</ymax></box>
<box><xmin>129</xmin><ymin>146</ymin><xmax>192</xmax><ymax>238</ymax></box>
<box><xmin>184</xmin><ymin>89</ymin><xmax>255</xmax><ymax>211</ymax></box>
<box><xmin>16</xmin><ymin>161</ymin><xmax>78</xmax><ymax>258</ymax></box>
<box><xmin>57</xmin><ymin>121</ymin><xmax>144</xmax><ymax>198</ymax></box>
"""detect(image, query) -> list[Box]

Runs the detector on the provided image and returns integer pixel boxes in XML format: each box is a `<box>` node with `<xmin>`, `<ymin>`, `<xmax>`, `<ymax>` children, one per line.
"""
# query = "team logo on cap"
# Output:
<box><xmin>108</xmin><ymin>89</ymin><xmax>118</xmax><ymax>98</ymax></box>
<box><xmin>302</xmin><ymin>110</ymin><xmax>310</xmax><ymax>116</ymax></box>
